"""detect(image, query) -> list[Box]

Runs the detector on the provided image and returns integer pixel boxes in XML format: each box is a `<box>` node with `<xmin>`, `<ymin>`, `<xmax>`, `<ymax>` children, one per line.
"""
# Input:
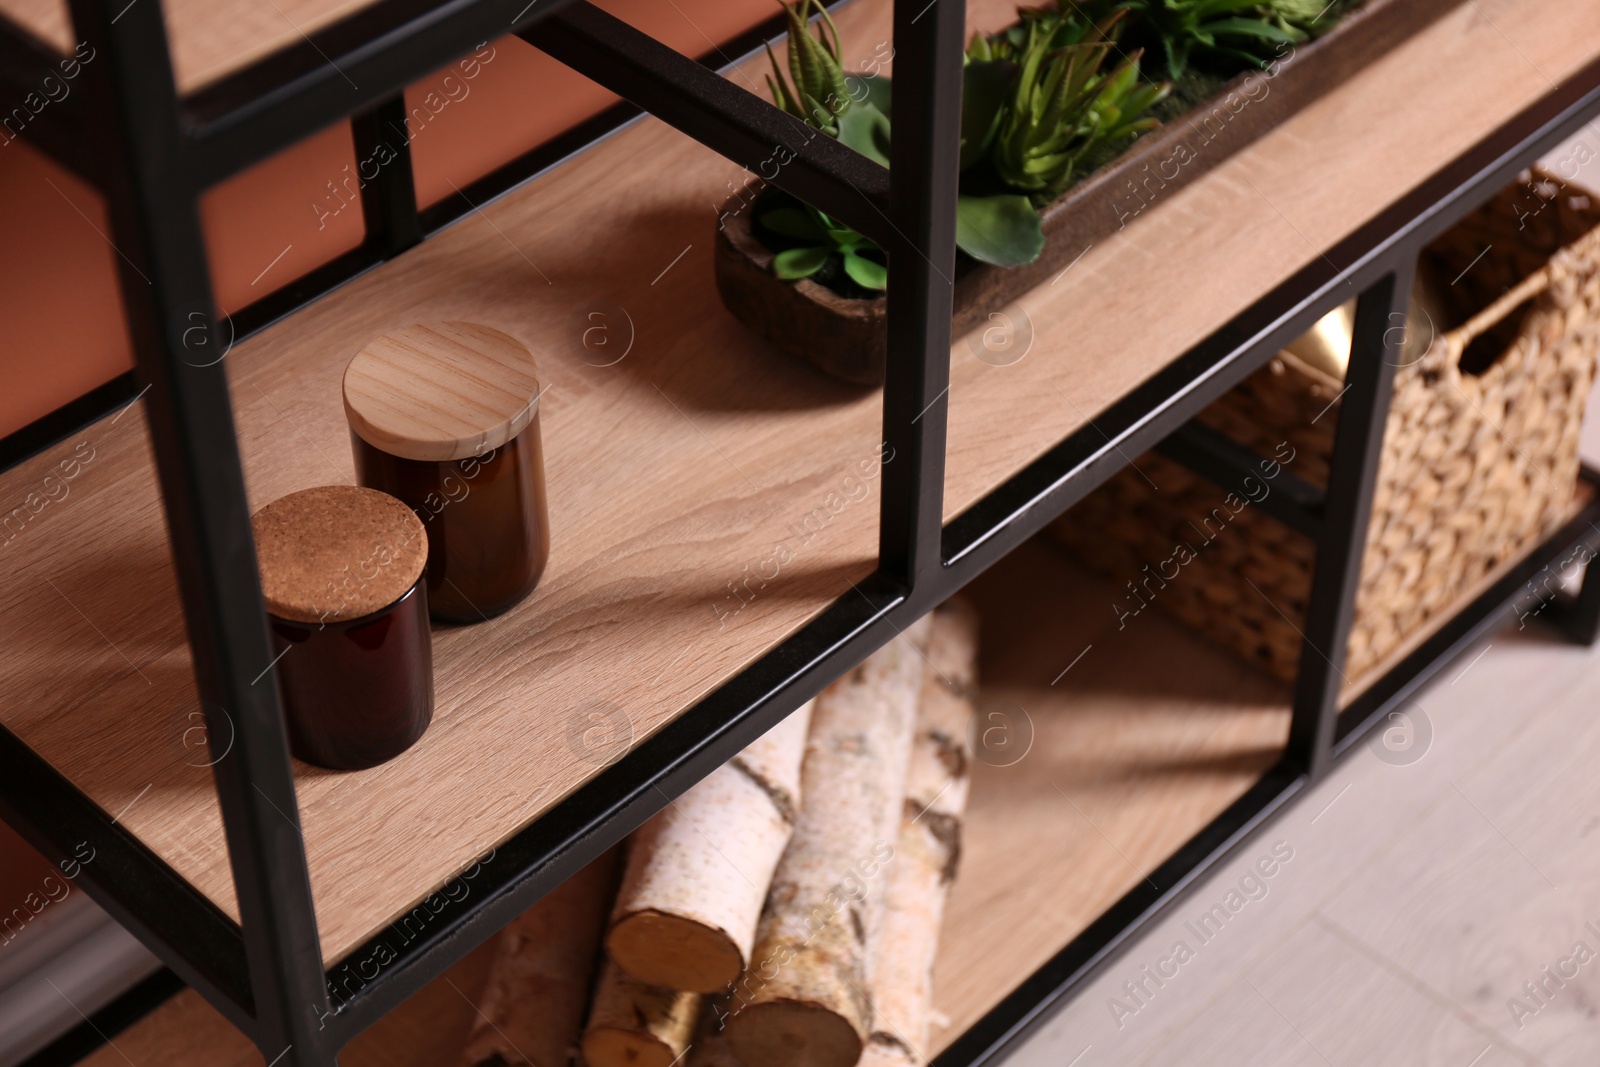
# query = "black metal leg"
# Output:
<box><xmin>66</xmin><ymin>0</ymin><xmax>335</xmax><ymax>1062</ymax></box>
<box><xmin>351</xmin><ymin>96</ymin><xmax>423</xmax><ymax>259</ymax></box>
<box><xmin>880</xmin><ymin>0</ymin><xmax>963</xmax><ymax>596</ymax></box>
<box><xmin>0</xmin><ymin>2</ymin><xmax>1597</xmax><ymax>1064</ymax></box>
<box><xmin>1286</xmin><ymin>261</ymin><xmax>1417</xmax><ymax>780</ymax></box>
<box><xmin>1557</xmin><ymin>546</ymin><xmax>1600</xmax><ymax>644</ymax></box>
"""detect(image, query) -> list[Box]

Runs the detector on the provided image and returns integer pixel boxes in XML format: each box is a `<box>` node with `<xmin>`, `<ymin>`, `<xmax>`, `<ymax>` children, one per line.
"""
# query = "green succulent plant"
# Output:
<box><xmin>1121</xmin><ymin>0</ymin><xmax>1319</xmax><ymax>80</ymax></box>
<box><xmin>758</xmin><ymin>0</ymin><xmax>889</xmax><ymax>286</ymax></box>
<box><xmin>764</xmin><ymin>0</ymin><xmax>851</xmax><ymax>135</ymax></box>
<box><xmin>763</xmin><ymin>205</ymin><xmax>889</xmax><ymax>290</ymax></box>
<box><xmin>758</xmin><ymin>0</ymin><xmax>1048</xmax><ymax>283</ymax></box>
<box><xmin>1261</xmin><ymin>0</ymin><xmax>1338</xmax><ymax>30</ymax></box>
<box><xmin>981</xmin><ymin>13</ymin><xmax>1170</xmax><ymax>200</ymax></box>
<box><xmin>967</xmin><ymin>0</ymin><xmax>1114</xmax><ymax>61</ymax></box>
<box><xmin>748</xmin><ymin>0</ymin><xmax>1365</xmax><ymax>297</ymax></box>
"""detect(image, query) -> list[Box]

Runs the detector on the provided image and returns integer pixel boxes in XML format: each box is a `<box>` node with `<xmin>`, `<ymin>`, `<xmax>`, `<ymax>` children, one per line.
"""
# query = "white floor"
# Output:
<box><xmin>1005</xmin><ymin>137</ymin><xmax>1600</xmax><ymax>1067</ymax></box>
<box><xmin>1009</xmin><ymin>623</ymin><xmax>1600</xmax><ymax>1067</ymax></box>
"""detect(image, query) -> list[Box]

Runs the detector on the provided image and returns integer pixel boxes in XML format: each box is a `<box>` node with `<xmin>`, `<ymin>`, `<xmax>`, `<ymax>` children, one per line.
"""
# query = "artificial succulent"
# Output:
<box><xmin>1120</xmin><ymin>0</ymin><xmax>1328</xmax><ymax>80</ymax></box>
<box><xmin>978</xmin><ymin>11</ymin><xmax>1170</xmax><ymax>199</ymax></box>
<box><xmin>752</xmin><ymin>0</ymin><xmax>1366</xmax><ymax>294</ymax></box>
<box><xmin>764</xmin><ymin>0</ymin><xmax>852</xmax><ymax>135</ymax></box>
<box><xmin>759</xmin><ymin>0</ymin><xmax>1048</xmax><ymax>284</ymax></box>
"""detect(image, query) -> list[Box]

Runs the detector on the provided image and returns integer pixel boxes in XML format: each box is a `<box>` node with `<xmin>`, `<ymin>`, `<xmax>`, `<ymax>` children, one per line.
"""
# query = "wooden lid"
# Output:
<box><xmin>252</xmin><ymin>485</ymin><xmax>428</xmax><ymax>624</ymax></box>
<box><xmin>343</xmin><ymin>322</ymin><xmax>541</xmax><ymax>462</ymax></box>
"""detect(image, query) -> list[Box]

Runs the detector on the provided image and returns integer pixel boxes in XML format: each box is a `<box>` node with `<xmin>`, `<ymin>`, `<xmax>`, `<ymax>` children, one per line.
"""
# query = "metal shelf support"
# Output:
<box><xmin>351</xmin><ymin>95</ymin><xmax>424</xmax><ymax>259</ymax></box>
<box><xmin>522</xmin><ymin>1</ymin><xmax>895</xmax><ymax>246</ymax></box>
<box><xmin>0</xmin><ymin>1</ymin><xmax>1598</xmax><ymax>1064</ymax></box>
<box><xmin>1285</xmin><ymin>261</ymin><xmax>1418</xmax><ymax>780</ymax></box>
<box><xmin>66</xmin><ymin>0</ymin><xmax>335</xmax><ymax>1061</ymax></box>
<box><xmin>1154</xmin><ymin>421</ymin><xmax>1327</xmax><ymax>540</ymax></box>
<box><xmin>881</xmin><ymin>0</ymin><xmax>963</xmax><ymax>596</ymax></box>
<box><xmin>183</xmin><ymin>0</ymin><xmax>584</xmax><ymax>189</ymax></box>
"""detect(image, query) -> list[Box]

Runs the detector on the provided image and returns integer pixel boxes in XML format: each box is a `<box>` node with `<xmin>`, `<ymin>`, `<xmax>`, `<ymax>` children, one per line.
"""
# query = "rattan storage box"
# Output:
<box><xmin>1053</xmin><ymin>171</ymin><xmax>1600</xmax><ymax>684</ymax></box>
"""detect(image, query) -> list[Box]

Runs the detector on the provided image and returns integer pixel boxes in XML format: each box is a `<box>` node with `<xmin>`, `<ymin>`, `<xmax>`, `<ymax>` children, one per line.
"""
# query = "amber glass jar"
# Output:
<box><xmin>343</xmin><ymin>322</ymin><xmax>550</xmax><ymax>623</ymax></box>
<box><xmin>252</xmin><ymin>485</ymin><xmax>433</xmax><ymax>770</ymax></box>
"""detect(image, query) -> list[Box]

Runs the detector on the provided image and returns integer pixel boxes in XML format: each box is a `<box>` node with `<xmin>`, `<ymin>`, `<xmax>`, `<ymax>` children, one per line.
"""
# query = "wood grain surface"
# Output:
<box><xmin>928</xmin><ymin>539</ymin><xmax>1291</xmax><ymax>1052</ymax></box>
<box><xmin>344</xmin><ymin>322</ymin><xmax>541</xmax><ymax>462</ymax></box>
<box><xmin>0</xmin><ymin>0</ymin><xmax>1593</xmax><ymax>971</ymax></box>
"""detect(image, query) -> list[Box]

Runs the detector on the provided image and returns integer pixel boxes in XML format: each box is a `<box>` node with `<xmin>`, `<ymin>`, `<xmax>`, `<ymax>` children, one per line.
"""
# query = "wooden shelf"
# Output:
<box><xmin>69</xmin><ymin>537</ymin><xmax>1292</xmax><ymax>1065</ymax></box>
<box><xmin>925</xmin><ymin>479</ymin><xmax>1599</xmax><ymax>1053</ymax></box>
<box><xmin>928</xmin><ymin>540</ymin><xmax>1288</xmax><ymax>1052</ymax></box>
<box><xmin>0</xmin><ymin>0</ymin><xmax>1593</xmax><ymax>969</ymax></box>
<box><xmin>76</xmin><ymin>942</ymin><xmax>499</xmax><ymax>1067</ymax></box>
<box><xmin>941</xmin><ymin>0</ymin><xmax>1600</xmax><ymax>524</ymax></box>
<box><xmin>60</xmin><ymin>513</ymin><xmax>1600</xmax><ymax>1063</ymax></box>
<box><xmin>0</xmin><ymin>0</ymin><xmax>382</xmax><ymax>93</ymax></box>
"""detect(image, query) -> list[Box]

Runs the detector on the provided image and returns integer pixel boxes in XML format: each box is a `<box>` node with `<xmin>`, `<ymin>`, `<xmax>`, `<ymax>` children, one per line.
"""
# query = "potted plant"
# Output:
<box><xmin>714</xmin><ymin>0</ymin><xmax>1466</xmax><ymax>385</ymax></box>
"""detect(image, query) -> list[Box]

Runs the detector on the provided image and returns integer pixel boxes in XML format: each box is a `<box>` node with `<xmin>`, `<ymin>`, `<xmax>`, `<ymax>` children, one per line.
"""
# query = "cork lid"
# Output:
<box><xmin>252</xmin><ymin>485</ymin><xmax>428</xmax><ymax>624</ymax></box>
<box><xmin>343</xmin><ymin>322</ymin><xmax>541</xmax><ymax>462</ymax></box>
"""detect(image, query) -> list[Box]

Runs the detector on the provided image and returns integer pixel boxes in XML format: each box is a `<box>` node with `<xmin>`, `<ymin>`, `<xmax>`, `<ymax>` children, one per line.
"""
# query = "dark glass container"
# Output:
<box><xmin>352</xmin><ymin>418</ymin><xmax>549</xmax><ymax>622</ymax></box>
<box><xmin>252</xmin><ymin>484</ymin><xmax>434</xmax><ymax>771</ymax></box>
<box><xmin>268</xmin><ymin>582</ymin><xmax>434</xmax><ymax>770</ymax></box>
<box><xmin>344</xmin><ymin>322</ymin><xmax>550</xmax><ymax>624</ymax></box>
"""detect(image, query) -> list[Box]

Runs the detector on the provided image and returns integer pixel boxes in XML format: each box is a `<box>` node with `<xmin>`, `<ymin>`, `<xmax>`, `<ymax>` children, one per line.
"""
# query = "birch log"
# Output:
<box><xmin>607</xmin><ymin>702</ymin><xmax>814</xmax><ymax>992</ymax></box>
<box><xmin>458</xmin><ymin>850</ymin><xmax>619</xmax><ymax>1067</ymax></box>
<box><xmin>724</xmin><ymin>621</ymin><xmax>932</xmax><ymax>1067</ymax></box>
<box><xmin>581</xmin><ymin>960</ymin><xmax>701</xmax><ymax>1067</ymax></box>
<box><xmin>684</xmin><ymin>1022</ymin><xmax>747</xmax><ymax>1067</ymax></box>
<box><xmin>858</xmin><ymin>602</ymin><xmax>979</xmax><ymax>1067</ymax></box>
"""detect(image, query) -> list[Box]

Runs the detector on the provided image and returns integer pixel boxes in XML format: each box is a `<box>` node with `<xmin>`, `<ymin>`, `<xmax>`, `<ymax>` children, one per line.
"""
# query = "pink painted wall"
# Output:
<box><xmin>0</xmin><ymin>0</ymin><xmax>773</xmax><ymax>440</ymax></box>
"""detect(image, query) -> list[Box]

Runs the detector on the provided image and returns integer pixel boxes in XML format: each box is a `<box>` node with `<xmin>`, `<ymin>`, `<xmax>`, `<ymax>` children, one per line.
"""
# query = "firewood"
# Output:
<box><xmin>859</xmin><ymin>602</ymin><xmax>979</xmax><ymax>1067</ymax></box>
<box><xmin>607</xmin><ymin>702</ymin><xmax>814</xmax><ymax>993</ymax></box>
<box><xmin>723</xmin><ymin>622</ymin><xmax>932</xmax><ymax>1067</ymax></box>
<box><xmin>581</xmin><ymin>960</ymin><xmax>701</xmax><ymax>1067</ymax></box>
<box><xmin>683</xmin><ymin>1027</ymin><xmax>746</xmax><ymax>1067</ymax></box>
<box><xmin>459</xmin><ymin>851</ymin><xmax>619</xmax><ymax>1067</ymax></box>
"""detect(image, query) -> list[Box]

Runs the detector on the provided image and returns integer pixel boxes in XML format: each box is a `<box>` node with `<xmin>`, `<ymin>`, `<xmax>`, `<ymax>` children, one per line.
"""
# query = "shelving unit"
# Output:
<box><xmin>0</xmin><ymin>0</ymin><xmax>380</xmax><ymax>92</ymax></box>
<box><xmin>62</xmin><ymin>536</ymin><xmax>1296</xmax><ymax>1063</ymax></box>
<box><xmin>3</xmin><ymin>0</ymin><xmax>1600</xmax><ymax>1063</ymax></box>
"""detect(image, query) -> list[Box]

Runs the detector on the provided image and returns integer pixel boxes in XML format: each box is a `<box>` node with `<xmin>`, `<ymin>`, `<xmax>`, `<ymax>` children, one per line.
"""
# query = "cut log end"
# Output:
<box><xmin>726</xmin><ymin>1000</ymin><xmax>863</xmax><ymax>1067</ymax></box>
<box><xmin>607</xmin><ymin>909</ymin><xmax>745</xmax><ymax>994</ymax></box>
<box><xmin>856</xmin><ymin>1032</ymin><xmax>920</xmax><ymax>1067</ymax></box>
<box><xmin>583</xmin><ymin>960</ymin><xmax>700</xmax><ymax>1067</ymax></box>
<box><xmin>581</xmin><ymin>1029</ymin><xmax>681</xmax><ymax>1067</ymax></box>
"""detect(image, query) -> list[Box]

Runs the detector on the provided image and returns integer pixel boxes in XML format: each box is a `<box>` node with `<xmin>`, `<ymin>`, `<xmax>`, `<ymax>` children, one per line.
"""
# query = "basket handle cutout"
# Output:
<box><xmin>1450</xmin><ymin>268</ymin><xmax>1550</xmax><ymax>377</ymax></box>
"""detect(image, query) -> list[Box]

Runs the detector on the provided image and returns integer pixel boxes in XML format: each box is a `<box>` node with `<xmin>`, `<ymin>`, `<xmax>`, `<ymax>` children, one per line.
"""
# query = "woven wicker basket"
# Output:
<box><xmin>1052</xmin><ymin>170</ymin><xmax>1600</xmax><ymax>684</ymax></box>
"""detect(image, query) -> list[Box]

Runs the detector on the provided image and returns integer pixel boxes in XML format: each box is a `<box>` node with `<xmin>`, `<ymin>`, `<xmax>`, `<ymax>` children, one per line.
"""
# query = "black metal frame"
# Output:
<box><xmin>1</xmin><ymin>0</ymin><xmax>1599</xmax><ymax>1062</ymax></box>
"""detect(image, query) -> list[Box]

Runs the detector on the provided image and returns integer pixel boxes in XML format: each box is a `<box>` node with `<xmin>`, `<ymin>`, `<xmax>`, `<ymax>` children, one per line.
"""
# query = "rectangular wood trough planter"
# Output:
<box><xmin>713</xmin><ymin>0</ymin><xmax>1469</xmax><ymax>386</ymax></box>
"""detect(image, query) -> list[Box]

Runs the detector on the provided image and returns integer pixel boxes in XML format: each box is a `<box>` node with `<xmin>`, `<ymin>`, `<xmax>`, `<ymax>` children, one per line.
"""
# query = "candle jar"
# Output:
<box><xmin>343</xmin><ymin>322</ymin><xmax>550</xmax><ymax>623</ymax></box>
<box><xmin>252</xmin><ymin>485</ymin><xmax>434</xmax><ymax>770</ymax></box>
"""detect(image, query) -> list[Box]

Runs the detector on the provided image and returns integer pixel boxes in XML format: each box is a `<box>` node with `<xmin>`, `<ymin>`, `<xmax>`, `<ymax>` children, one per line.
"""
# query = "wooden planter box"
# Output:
<box><xmin>714</xmin><ymin>0</ymin><xmax>1467</xmax><ymax>386</ymax></box>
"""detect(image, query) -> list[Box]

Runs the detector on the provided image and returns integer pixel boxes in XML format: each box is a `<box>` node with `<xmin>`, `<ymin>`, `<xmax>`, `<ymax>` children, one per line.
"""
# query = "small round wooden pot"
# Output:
<box><xmin>343</xmin><ymin>322</ymin><xmax>550</xmax><ymax>623</ymax></box>
<box><xmin>252</xmin><ymin>485</ymin><xmax>434</xmax><ymax>770</ymax></box>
